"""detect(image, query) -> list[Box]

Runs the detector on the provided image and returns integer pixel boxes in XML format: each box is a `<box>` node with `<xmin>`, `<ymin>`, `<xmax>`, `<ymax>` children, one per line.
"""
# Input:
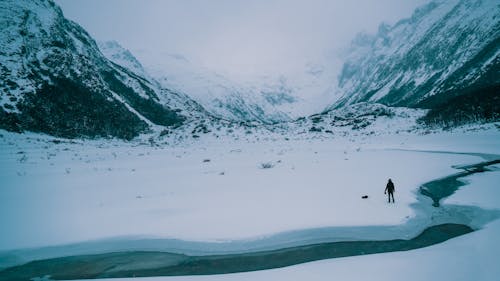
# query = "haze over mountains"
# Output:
<box><xmin>0</xmin><ymin>0</ymin><xmax>498</xmax><ymax>139</ymax></box>
<box><xmin>117</xmin><ymin>44</ymin><xmax>337</xmax><ymax>123</ymax></box>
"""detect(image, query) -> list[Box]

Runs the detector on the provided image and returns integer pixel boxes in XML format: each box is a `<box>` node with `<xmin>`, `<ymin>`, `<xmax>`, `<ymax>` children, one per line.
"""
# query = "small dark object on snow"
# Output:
<box><xmin>203</xmin><ymin>159</ymin><xmax>211</xmax><ymax>163</ymax></box>
<box><xmin>361</xmin><ymin>195</ymin><xmax>368</xmax><ymax>199</ymax></box>
<box><xmin>260</xmin><ymin>162</ymin><xmax>275</xmax><ymax>169</ymax></box>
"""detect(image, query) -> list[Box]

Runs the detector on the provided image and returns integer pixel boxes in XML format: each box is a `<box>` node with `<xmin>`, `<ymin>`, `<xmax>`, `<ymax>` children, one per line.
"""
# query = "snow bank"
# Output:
<box><xmin>122</xmin><ymin>221</ymin><xmax>499</xmax><ymax>281</ymax></box>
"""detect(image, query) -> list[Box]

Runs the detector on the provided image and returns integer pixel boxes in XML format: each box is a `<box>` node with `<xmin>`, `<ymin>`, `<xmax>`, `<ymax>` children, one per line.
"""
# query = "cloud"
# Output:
<box><xmin>55</xmin><ymin>0</ymin><xmax>429</xmax><ymax>80</ymax></box>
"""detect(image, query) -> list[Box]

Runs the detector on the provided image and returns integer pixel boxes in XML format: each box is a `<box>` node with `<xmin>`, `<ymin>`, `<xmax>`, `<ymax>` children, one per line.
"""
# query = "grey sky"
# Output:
<box><xmin>55</xmin><ymin>0</ymin><xmax>429</xmax><ymax>79</ymax></box>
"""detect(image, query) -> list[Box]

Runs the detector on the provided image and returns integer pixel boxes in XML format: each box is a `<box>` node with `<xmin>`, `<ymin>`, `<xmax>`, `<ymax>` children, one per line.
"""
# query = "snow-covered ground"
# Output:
<box><xmin>0</xmin><ymin>124</ymin><xmax>499</xmax><ymax>280</ymax></box>
<box><xmin>108</xmin><ymin>163</ymin><xmax>500</xmax><ymax>281</ymax></box>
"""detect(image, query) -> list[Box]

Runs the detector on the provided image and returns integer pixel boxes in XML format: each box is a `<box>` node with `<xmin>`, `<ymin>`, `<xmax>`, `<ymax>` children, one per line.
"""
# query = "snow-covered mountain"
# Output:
<box><xmin>98</xmin><ymin>41</ymin><xmax>151</xmax><ymax>81</ymax></box>
<box><xmin>330</xmin><ymin>0</ymin><xmax>499</xmax><ymax>113</ymax></box>
<box><xmin>133</xmin><ymin>51</ymin><xmax>337</xmax><ymax>124</ymax></box>
<box><xmin>0</xmin><ymin>0</ymin><xmax>187</xmax><ymax>140</ymax></box>
<box><xmin>1</xmin><ymin>0</ymin><xmax>496</xmax><ymax>142</ymax></box>
<box><xmin>88</xmin><ymin>41</ymin><xmax>428</xmax><ymax>140</ymax></box>
<box><xmin>112</xmin><ymin>0</ymin><xmax>498</xmax><ymax>127</ymax></box>
<box><xmin>97</xmin><ymin>41</ymin><xmax>208</xmax><ymax>120</ymax></box>
<box><xmin>134</xmin><ymin>52</ymin><xmax>293</xmax><ymax>123</ymax></box>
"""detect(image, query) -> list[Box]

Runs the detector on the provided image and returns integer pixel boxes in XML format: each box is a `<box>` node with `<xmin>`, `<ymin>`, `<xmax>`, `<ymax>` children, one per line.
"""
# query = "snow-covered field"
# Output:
<box><xmin>120</xmin><ymin>163</ymin><xmax>500</xmax><ymax>281</ymax></box>
<box><xmin>1</xmin><ymin>124</ymin><xmax>499</xmax><ymax>280</ymax></box>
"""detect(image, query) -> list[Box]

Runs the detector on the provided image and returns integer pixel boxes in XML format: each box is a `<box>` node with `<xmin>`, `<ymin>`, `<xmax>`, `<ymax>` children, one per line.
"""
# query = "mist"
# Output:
<box><xmin>55</xmin><ymin>0</ymin><xmax>429</xmax><ymax>81</ymax></box>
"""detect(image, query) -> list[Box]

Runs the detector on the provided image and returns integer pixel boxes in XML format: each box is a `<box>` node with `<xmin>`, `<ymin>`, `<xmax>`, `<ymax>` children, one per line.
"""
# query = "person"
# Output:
<box><xmin>384</xmin><ymin>179</ymin><xmax>395</xmax><ymax>203</ymax></box>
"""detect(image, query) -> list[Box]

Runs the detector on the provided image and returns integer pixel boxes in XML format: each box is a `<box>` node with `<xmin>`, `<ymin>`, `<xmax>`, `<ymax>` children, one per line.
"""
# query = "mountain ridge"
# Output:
<box><xmin>0</xmin><ymin>0</ymin><xmax>498</xmax><ymax>141</ymax></box>
<box><xmin>0</xmin><ymin>0</ymin><xmax>185</xmax><ymax>140</ymax></box>
<box><xmin>330</xmin><ymin>0</ymin><xmax>499</xmax><ymax>112</ymax></box>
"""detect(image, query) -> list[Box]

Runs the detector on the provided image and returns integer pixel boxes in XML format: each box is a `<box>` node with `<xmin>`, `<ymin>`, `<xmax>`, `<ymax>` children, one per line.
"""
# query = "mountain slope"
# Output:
<box><xmin>0</xmin><ymin>0</ymin><xmax>184</xmax><ymax>140</ymax></box>
<box><xmin>134</xmin><ymin>51</ymin><xmax>341</xmax><ymax>124</ymax></box>
<box><xmin>97</xmin><ymin>41</ymin><xmax>214</xmax><ymax>121</ymax></box>
<box><xmin>137</xmin><ymin>53</ymin><xmax>296</xmax><ymax>124</ymax></box>
<box><xmin>331</xmin><ymin>0</ymin><xmax>499</xmax><ymax>112</ymax></box>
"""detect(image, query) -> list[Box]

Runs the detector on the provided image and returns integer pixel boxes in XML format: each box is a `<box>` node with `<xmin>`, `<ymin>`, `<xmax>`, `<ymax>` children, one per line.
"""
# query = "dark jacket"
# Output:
<box><xmin>385</xmin><ymin>180</ymin><xmax>395</xmax><ymax>193</ymax></box>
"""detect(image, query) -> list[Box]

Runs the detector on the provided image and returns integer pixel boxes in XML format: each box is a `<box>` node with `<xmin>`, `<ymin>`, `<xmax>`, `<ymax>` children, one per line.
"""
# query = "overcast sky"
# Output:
<box><xmin>55</xmin><ymin>0</ymin><xmax>429</xmax><ymax>80</ymax></box>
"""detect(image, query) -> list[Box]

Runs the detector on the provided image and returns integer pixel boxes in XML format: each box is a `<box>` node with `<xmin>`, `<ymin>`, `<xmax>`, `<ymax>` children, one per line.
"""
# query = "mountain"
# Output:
<box><xmin>330</xmin><ymin>0</ymin><xmax>499</xmax><ymax>125</ymax></box>
<box><xmin>0</xmin><ymin>0</ymin><xmax>185</xmax><ymax>140</ymax></box>
<box><xmin>97</xmin><ymin>41</ymin><xmax>208</xmax><ymax>120</ymax></box>
<box><xmin>133</xmin><ymin>52</ymin><xmax>295</xmax><ymax>124</ymax></box>
<box><xmin>133</xmin><ymin>51</ymin><xmax>338</xmax><ymax>124</ymax></box>
<box><xmin>98</xmin><ymin>41</ymin><xmax>151</xmax><ymax>81</ymax></box>
<box><xmin>1</xmin><ymin>0</ymin><xmax>495</xmax><ymax>142</ymax></box>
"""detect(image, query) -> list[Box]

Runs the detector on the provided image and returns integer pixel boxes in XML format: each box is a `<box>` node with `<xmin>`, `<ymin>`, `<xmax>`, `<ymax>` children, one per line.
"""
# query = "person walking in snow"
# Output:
<box><xmin>385</xmin><ymin>178</ymin><xmax>395</xmax><ymax>203</ymax></box>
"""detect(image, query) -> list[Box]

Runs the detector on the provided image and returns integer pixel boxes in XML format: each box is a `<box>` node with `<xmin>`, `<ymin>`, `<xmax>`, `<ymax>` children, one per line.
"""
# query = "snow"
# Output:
<box><xmin>18</xmin><ymin>125</ymin><xmax>492</xmax><ymax>281</ymax></box>
<box><xmin>108</xmin><ymin>91</ymin><xmax>143</xmax><ymax>122</ymax></box>
<box><xmin>1</xmin><ymin>0</ymin><xmax>499</xmax><ymax>279</ymax></box>
<box><xmin>1</xmin><ymin>123</ymin><xmax>499</xmax><ymax>277</ymax></box>
<box><xmin>129</xmin><ymin>50</ymin><xmax>338</xmax><ymax>122</ymax></box>
<box><xmin>98</xmin><ymin>41</ymin><xmax>150</xmax><ymax>80</ymax></box>
<box><xmin>443</xmin><ymin>166</ymin><xmax>500</xmax><ymax>210</ymax></box>
<box><xmin>333</xmin><ymin>0</ymin><xmax>500</xmax><ymax>107</ymax></box>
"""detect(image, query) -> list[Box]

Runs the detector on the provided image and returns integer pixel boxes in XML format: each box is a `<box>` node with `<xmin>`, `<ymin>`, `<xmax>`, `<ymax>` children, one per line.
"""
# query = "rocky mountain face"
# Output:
<box><xmin>0</xmin><ymin>0</ymin><xmax>185</xmax><ymax>140</ymax></box>
<box><xmin>330</xmin><ymin>0</ymin><xmax>499</xmax><ymax>125</ymax></box>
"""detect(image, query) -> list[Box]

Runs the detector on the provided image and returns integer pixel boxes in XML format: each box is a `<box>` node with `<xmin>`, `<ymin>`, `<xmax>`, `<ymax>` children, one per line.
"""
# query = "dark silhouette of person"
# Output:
<box><xmin>384</xmin><ymin>179</ymin><xmax>395</xmax><ymax>203</ymax></box>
